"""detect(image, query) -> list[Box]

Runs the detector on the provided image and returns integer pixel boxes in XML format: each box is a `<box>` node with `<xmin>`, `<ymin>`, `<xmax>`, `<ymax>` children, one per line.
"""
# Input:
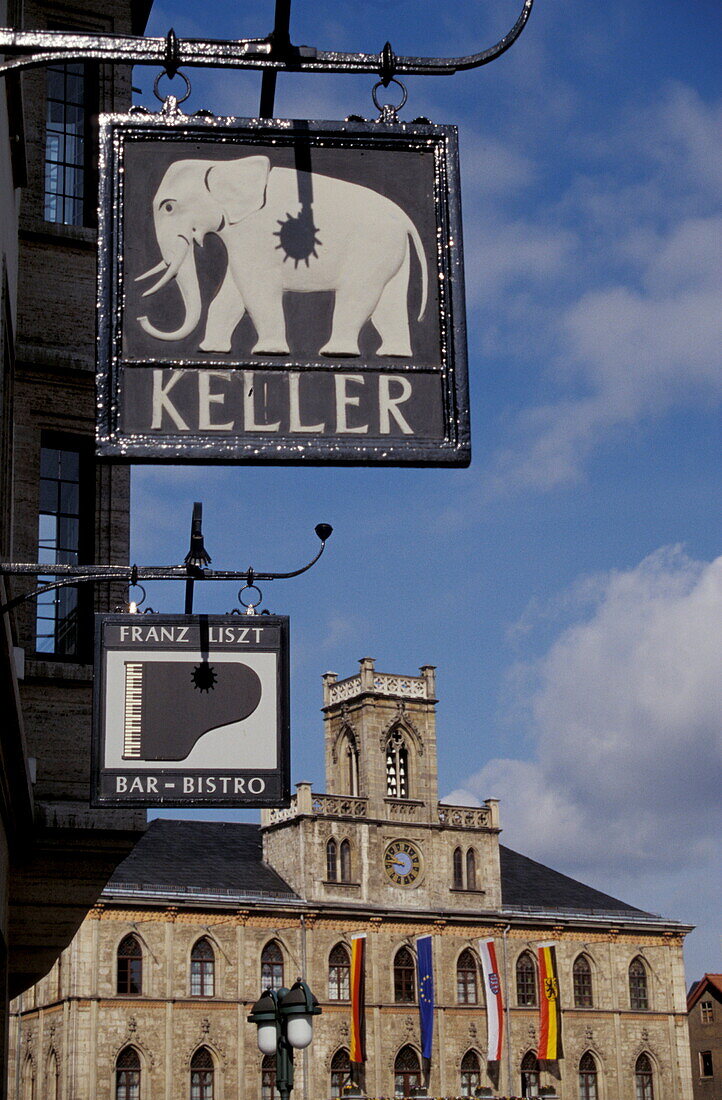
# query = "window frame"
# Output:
<box><xmin>699</xmin><ymin>1050</ymin><xmax>714</xmax><ymax>1078</ymax></box>
<box><xmin>578</xmin><ymin>1051</ymin><xmax>598</xmax><ymax>1100</ymax></box>
<box><xmin>190</xmin><ymin>1046</ymin><xmax>214</xmax><ymax>1100</ymax></box>
<box><xmin>700</xmin><ymin>999</ymin><xmax>714</xmax><ymax>1024</ymax></box>
<box><xmin>573</xmin><ymin>954</ymin><xmax>594</xmax><ymax>1008</ymax></box>
<box><xmin>459</xmin><ymin>1050</ymin><xmax>481</xmax><ymax>1097</ymax></box>
<box><xmin>330</xmin><ymin>1048</ymin><xmax>352</xmax><ymax>1098</ymax></box>
<box><xmin>520</xmin><ymin>1050</ymin><xmax>539</xmax><ymax>1097</ymax></box>
<box><xmin>116</xmin><ymin>935</ymin><xmax>143</xmax><ymax>996</ymax></box>
<box><xmin>393</xmin><ymin>1045</ymin><xmax>421</xmax><ymax>1098</ymax></box>
<box><xmin>516</xmin><ymin>951</ymin><xmax>537</xmax><ymax>1007</ymax></box>
<box><xmin>393</xmin><ymin>946</ymin><xmax>416</xmax><ymax>1004</ymax></box>
<box><xmin>190</xmin><ymin>937</ymin><xmax>216</xmax><ymax>998</ymax></box>
<box><xmin>635</xmin><ymin>1053</ymin><xmax>654</xmax><ymax>1100</ymax></box>
<box><xmin>629</xmin><ymin>956</ymin><xmax>649</xmax><ymax>1011</ymax></box>
<box><xmin>43</xmin><ymin>50</ymin><xmax>99</xmax><ymax>228</ymax></box>
<box><xmin>329</xmin><ymin>943</ymin><xmax>351</xmax><ymax>1002</ymax></box>
<box><xmin>115</xmin><ymin>1045</ymin><xmax>141</xmax><ymax>1100</ymax></box>
<box><xmin>261</xmin><ymin>940</ymin><xmax>284</xmax><ymax>992</ymax></box>
<box><xmin>456</xmin><ymin>949</ymin><xmax>478</xmax><ymax>1005</ymax></box>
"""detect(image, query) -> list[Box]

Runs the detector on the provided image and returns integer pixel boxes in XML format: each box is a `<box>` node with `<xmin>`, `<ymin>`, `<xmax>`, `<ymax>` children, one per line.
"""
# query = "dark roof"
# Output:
<box><xmin>106</xmin><ymin>819</ymin><xmax>298</xmax><ymax>900</ymax></box>
<box><xmin>499</xmin><ymin>845</ymin><xmax>650</xmax><ymax>917</ymax></box>
<box><xmin>688</xmin><ymin>974</ymin><xmax>722</xmax><ymax>1011</ymax></box>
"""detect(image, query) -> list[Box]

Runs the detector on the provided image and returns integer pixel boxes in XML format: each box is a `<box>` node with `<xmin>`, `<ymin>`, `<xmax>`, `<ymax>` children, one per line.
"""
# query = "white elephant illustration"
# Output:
<box><xmin>134</xmin><ymin>155</ymin><xmax>428</xmax><ymax>357</ymax></box>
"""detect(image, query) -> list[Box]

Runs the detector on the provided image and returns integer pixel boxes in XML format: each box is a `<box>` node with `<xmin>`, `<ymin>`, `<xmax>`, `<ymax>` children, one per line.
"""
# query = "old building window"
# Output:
<box><xmin>21</xmin><ymin>1056</ymin><xmax>35</xmax><ymax>1100</ymax></box>
<box><xmin>386</xmin><ymin>731</ymin><xmax>408</xmax><ymax>798</ymax></box>
<box><xmin>520</xmin><ymin>1050</ymin><xmax>539</xmax><ymax>1097</ymax></box>
<box><xmin>459</xmin><ymin>1050</ymin><xmax>481</xmax><ymax>1096</ymax></box>
<box><xmin>261</xmin><ymin>941</ymin><xmax>284</xmax><ymax>991</ymax></box>
<box><xmin>394</xmin><ymin>946</ymin><xmax>416</xmax><ymax>1003</ymax></box>
<box><xmin>261</xmin><ymin>1054</ymin><xmax>276</xmax><ymax>1100</ymax></box>
<box><xmin>36</xmin><ymin>441</ymin><xmax>89</xmax><ymax>657</ymax></box>
<box><xmin>115</xmin><ymin>1046</ymin><xmax>140</xmax><ymax>1100</ymax></box>
<box><xmin>465</xmin><ymin>848</ymin><xmax>477</xmax><ymax>890</ymax></box>
<box><xmin>394</xmin><ymin>1045</ymin><xmax>421</xmax><ymax>1097</ymax></box>
<box><xmin>330</xmin><ymin>1049</ymin><xmax>351</xmax><ymax>1097</ymax></box>
<box><xmin>700</xmin><ymin>1051</ymin><xmax>714</xmax><ymax>1077</ymax></box>
<box><xmin>329</xmin><ymin>943</ymin><xmax>351</xmax><ymax>1001</ymax></box>
<box><xmin>701</xmin><ymin>999</ymin><xmax>714</xmax><ymax>1023</ymax></box>
<box><xmin>635</xmin><ymin>1053</ymin><xmax>654</xmax><ymax>1099</ymax></box>
<box><xmin>340</xmin><ymin>839</ymin><xmax>352</xmax><ymax>882</ymax></box>
<box><xmin>46</xmin><ymin>1051</ymin><xmax>59</xmax><ymax>1100</ymax></box>
<box><xmin>573</xmin><ymin>954</ymin><xmax>593</xmax><ymax>1007</ymax></box>
<box><xmin>578</xmin><ymin>1051</ymin><xmax>598</xmax><ymax>1100</ymax></box>
<box><xmin>341</xmin><ymin>730</ymin><xmax>359</xmax><ymax>795</ymax></box>
<box><xmin>44</xmin><ymin>61</ymin><xmax>95</xmax><ymax>225</ymax></box>
<box><xmin>190</xmin><ymin>1046</ymin><xmax>214</xmax><ymax>1100</ymax></box>
<box><xmin>326</xmin><ymin>838</ymin><xmax>338</xmax><ymax>881</ymax></box>
<box><xmin>516</xmin><ymin>952</ymin><xmax>537</xmax><ymax>1006</ymax></box>
<box><xmin>190</xmin><ymin>937</ymin><xmax>215</xmax><ymax>997</ymax></box>
<box><xmin>116</xmin><ymin>935</ymin><xmax>142</xmax><ymax>995</ymax></box>
<box><xmin>629</xmin><ymin>957</ymin><xmax>649</xmax><ymax>1010</ymax></box>
<box><xmin>456</xmin><ymin>949</ymin><xmax>478</xmax><ymax>1004</ymax></box>
<box><xmin>452</xmin><ymin>847</ymin><xmax>463</xmax><ymax>889</ymax></box>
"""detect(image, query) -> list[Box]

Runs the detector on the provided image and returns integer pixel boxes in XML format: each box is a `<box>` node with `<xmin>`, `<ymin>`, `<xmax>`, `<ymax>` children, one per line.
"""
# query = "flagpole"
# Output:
<box><xmin>502</xmin><ymin>925</ymin><xmax>513</xmax><ymax>1094</ymax></box>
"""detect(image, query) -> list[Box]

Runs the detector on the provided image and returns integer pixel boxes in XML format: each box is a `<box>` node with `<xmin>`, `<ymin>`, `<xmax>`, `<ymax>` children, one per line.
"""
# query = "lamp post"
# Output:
<box><xmin>248</xmin><ymin>979</ymin><xmax>322</xmax><ymax>1100</ymax></box>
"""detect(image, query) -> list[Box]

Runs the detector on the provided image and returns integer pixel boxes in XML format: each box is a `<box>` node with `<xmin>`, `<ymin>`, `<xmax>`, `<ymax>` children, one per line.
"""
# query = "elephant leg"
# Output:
<box><xmin>199</xmin><ymin>272</ymin><xmax>246</xmax><ymax>353</ymax></box>
<box><xmin>371</xmin><ymin>249</ymin><xmax>413</xmax><ymax>357</ymax></box>
<box><xmin>320</xmin><ymin>282</ymin><xmax>384</xmax><ymax>358</ymax></box>
<box><xmin>240</xmin><ymin>279</ymin><xmax>290</xmax><ymax>355</ymax></box>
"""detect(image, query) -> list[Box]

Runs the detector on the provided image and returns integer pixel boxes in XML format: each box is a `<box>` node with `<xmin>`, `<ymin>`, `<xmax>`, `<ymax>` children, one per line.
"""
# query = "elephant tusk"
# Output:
<box><xmin>135</xmin><ymin>259</ymin><xmax>168</xmax><ymax>282</ymax></box>
<box><xmin>139</xmin><ymin>237</ymin><xmax>191</xmax><ymax>297</ymax></box>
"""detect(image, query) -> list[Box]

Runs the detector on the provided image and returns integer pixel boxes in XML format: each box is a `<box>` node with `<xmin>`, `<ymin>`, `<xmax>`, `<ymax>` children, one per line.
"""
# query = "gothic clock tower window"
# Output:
<box><xmin>386</xmin><ymin>731</ymin><xmax>409</xmax><ymax>798</ymax></box>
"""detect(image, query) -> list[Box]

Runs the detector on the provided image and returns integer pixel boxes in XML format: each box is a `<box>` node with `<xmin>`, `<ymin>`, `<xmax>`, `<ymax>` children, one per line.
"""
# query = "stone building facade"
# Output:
<box><xmin>8</xmin><ymin>660</ymin><xmax>694</xmax><ymax>1099</ymax></box>
<box><xmin>687</xmin><ymin>975</ymin><xmax>722</xmax><ymax>1100</ymax></box>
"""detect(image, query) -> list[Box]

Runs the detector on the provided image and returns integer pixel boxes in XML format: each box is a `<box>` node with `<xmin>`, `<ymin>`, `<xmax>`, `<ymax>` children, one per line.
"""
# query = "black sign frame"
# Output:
<box><xmin>96</xmin><ymin>113</ymin><xmax>469</xmax><ymax>466</ymax></box>
<box><xmin>91</xmin><ymin>612</ymin><xmax>290</xmax><ymax>807</ymax></box>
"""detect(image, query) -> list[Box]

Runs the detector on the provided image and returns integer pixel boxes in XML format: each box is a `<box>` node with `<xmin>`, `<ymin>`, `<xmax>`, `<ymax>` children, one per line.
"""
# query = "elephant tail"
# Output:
<box><xmin>407</xmin><ymin>219</ymin><xmax>428</xmax><ymax>322</ymax></box>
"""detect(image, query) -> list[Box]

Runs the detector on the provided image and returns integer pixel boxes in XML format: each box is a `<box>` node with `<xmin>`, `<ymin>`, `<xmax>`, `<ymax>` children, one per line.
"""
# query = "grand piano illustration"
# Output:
<box><xmin>122</xmin><ymin>660</ymin><xmax>262</xmax><ymax>761</ymax></box>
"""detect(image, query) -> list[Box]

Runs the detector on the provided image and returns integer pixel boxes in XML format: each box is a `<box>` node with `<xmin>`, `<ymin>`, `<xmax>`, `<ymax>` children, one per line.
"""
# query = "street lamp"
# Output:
<box><xmin>248</xmin><ymin>979</ymin><xmax>322</xmax><ymax>1100</ymax></box>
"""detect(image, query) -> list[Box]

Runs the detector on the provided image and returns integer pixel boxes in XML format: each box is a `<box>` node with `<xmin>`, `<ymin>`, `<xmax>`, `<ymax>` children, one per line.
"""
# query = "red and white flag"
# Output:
<box><xmin>478</xmin><ymin>938</ymin><xmax>504</xmax><ymax>1062</ymax></box>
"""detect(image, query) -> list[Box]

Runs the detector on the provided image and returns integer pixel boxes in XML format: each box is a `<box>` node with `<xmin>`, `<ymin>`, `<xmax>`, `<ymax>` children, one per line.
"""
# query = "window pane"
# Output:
<box><xmin>44</xmin><ymin>64</ymin><xmax>87</xmax><ymax>225</ymax></box>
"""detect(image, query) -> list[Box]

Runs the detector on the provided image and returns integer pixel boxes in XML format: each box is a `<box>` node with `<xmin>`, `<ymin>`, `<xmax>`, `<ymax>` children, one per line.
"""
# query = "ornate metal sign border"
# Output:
<box><xmin>96</xmin><ymin>113</ymin><xmax>470</xmax><ymax>466</ymax></box>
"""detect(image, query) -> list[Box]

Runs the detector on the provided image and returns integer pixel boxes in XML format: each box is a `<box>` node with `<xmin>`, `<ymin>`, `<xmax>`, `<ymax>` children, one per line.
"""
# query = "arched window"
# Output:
<box><xmin>261</xmin><ymin>1054</ymin><xmax>276</xmax><ymax>1100</ymax></box>
<box><xmin>326</xmin><ymin>838</ymin><xmax>338</xmax><ymax>881</ymax></box>
<box><xmin>340</xmin><ymin>839</ymin><xmax>352</xmax><ymax>882</ymax></box>
<box><xmin>394</xmin><ymin>946</ymin><xmax>416</xmax><ymax>1003</ymax></box>
<box><xmin>386</xmin><ymin>730</ymin><xmax>409</xmax><ymax>798</ymax></box>
<box><xmin>117</xmin><ymin>934</ymin><xmax>143</xmax><ymax>995</ymax></box>
<box><xmin>578</xmin><ymin>1051</ymin><xmax>598</xmax><ymax>1100</ymax></box>
<box><xmin>573</xmin><ymin>954</ymin><xmax>593</xmax><ymax>1007</ymax></box>
<box><xmin>329</xmin><ymin>943</ymin><xmax>351</xmax><ymax>1001</ymax></box>
<box><xmin>516</xmin><ymin>952</ymin><xmax>537</xmax><ymax>1006</ymax></box>
<box><xmin>46</xmin><ymin>1052</ymin><xmax>59</xmax><ymax>1100</ymax></box>
<box><xmin>21</xmin><ymin>1057</ymin><xmax>35</xmax><ymax>1100</ymax></box>
<box><xmin>635</xmin><ymin>1053</ymin><xmax>654</xmax><ymax>1100</ymax></box>
<box><xmin>456</xmin><ymin>949</ymin><xmax>478</xmax><ymax>1004</ymax></box>
<box><xmin>394</xmin><ymin>1046</ymin><xmax>421</xmax><ymax>1097</ymax></box>
<box><xmin>341</xmin><ymin>731</ymin><xmax>359</xmax><ymax>795</ymax></box>
<box><xmin>520</xmin><ymin>1051</ymin><xmax>539</xmax><ymax>1097</ymax></box>
<box><xmin>453</xmin><ymin>847</ymin><xmax>463</xmax><ymax>889</ymax></box>
<box><xmin>460</xmin><ymin>1050</ymin><xmax>481</xmax><ymax>1096</ymax></box>
<box><xmin>629</xmin><ymin>957</ymin><xmax>649</xmax><ymax>1010</ymax></box>
<box><xmin>261</xmin><ymin>941</ymin><xmax>284</xmax><ymax>991</ymax></box>
<box><xmin>330</xmin><ymin>1049</ymin><xmax>352</xmax><ymax>1097</ymax></box>
<box><xmin>190</xmin><ymin>937</ymin><xmax>215</xmax><ymax>997</ymax></box>
<box><xmin>190</xmin><ymin>1047</ymin><xmax>214</xmax><ymax>1100</ymax></box>
<box><xmin>465</xmin><ymin>848</ymin><xmax>476</xmax><ymax>890</ymax></box>
<box><xmin>115</xmin><ymin>1046</ymin><xmax>140</xmax><ymax>1100</ymax></box>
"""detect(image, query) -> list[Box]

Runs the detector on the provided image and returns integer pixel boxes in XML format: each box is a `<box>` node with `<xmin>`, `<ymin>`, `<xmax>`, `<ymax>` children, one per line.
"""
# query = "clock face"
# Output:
<box><xmin>384</xmin><ymin>839</ymin><xmax>422</xmax><ymax>887</ymax></box>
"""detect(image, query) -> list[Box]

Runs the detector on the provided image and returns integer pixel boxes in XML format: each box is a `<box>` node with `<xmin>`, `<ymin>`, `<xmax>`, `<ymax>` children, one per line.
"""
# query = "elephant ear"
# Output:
<box><xmin>204</xmin><ymin>156</ymin><xmax>271</xmax><ymax>225</ymax></box>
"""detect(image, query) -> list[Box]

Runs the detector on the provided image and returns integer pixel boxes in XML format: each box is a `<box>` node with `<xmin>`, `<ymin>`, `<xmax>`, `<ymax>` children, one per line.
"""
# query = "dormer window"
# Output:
<box><xmin>386</xmin><ymin>731</ymin><xmax>408</xmax><ymax>798</ymax></box>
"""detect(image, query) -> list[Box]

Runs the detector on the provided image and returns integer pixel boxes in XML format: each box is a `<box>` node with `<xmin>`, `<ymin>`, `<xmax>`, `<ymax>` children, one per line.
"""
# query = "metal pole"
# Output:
<box><xmin>259</xmin><ymin>0</ymin><xmax>292</xmax><ymax>118</ymax></box>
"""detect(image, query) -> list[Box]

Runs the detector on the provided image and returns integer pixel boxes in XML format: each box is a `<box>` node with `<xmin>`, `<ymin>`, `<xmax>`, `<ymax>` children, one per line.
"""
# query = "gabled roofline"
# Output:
<box><xmin>687</xmin><ymin>973</ymin><xmax>722</xmax><ymax>1011</ymax></box>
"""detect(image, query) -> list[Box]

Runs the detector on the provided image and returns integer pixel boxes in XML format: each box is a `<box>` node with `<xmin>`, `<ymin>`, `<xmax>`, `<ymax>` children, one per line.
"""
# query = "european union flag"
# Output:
<box><xmin>417</xmin><ymin>935</ymin><xmax>434</xmax><ymax>1060</ymax></box>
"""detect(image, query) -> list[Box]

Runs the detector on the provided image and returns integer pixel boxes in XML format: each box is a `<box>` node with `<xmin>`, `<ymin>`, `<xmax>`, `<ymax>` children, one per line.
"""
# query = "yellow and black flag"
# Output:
<box><xmin>537</xmin><ymin>943</ymin><xmax>563</xmax><ymax>1060</ymax></box>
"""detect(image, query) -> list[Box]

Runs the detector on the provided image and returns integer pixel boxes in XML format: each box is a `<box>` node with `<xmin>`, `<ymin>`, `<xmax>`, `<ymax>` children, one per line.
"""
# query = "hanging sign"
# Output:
<box><xmin>91</xmin><ymin>613</ymin><xmax>290</xmax><ymax>807</ymax></box>
<box><xmin>96</xmin><ymin>113</ymin><xmax>469</xmax><ymax>466</ymax></box>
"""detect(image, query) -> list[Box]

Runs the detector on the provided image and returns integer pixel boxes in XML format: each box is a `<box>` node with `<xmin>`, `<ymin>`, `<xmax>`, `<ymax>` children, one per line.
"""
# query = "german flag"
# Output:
<box><xmin>537</xmin><ymin>944</ymin><xmax>563</xmax><ymax>1060</ymax></box>
<box><xmin>350</xmin><ymin>934</ymin><xmax>366</xmax><ymax>1068</ymax></box>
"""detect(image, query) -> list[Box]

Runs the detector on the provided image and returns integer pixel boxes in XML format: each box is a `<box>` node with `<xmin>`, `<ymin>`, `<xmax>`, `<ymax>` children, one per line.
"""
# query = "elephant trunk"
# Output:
<box><xmin>137</xmin><ymin>237</ymin><xmax>202</xmax><ymax>342</ymax></box>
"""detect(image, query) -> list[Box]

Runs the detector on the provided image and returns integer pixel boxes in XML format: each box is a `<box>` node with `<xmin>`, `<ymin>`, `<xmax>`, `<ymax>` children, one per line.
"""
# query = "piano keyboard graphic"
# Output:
<box><xmin>123</xmin><ymin>662</ymin><xmax>144</xmax><ymax>759</ymax></box>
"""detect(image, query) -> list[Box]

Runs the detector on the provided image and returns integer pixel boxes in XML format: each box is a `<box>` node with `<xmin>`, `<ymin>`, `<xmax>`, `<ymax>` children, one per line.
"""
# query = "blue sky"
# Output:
<box><xmin>130</xmin><ymin>0</ymin><xmax>722</xmax><ymax>981</ymax></box>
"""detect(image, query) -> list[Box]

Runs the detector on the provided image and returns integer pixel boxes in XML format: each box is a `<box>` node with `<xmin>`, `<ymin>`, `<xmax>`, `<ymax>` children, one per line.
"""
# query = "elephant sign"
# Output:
<box><xmin>134</xmin><ymin>156</ymin><xmax>429</xmax><ymax>360</ymax></box>
<box><xmin>96</xmin><ymin>115</ymin><xmax>470</xmax><ymax>466</ymax></box>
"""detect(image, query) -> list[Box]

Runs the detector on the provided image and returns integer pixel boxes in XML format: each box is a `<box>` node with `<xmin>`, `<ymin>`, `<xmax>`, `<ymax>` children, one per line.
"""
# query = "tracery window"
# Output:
<box><xmin>329</xmin><ymin>943</ymin><xmax>351</xmax><ymax>1001</ymax></box>
<box><xmin>190</xmin><ymin>937</ymin><xmax>215</xmax><ymax>997</ymax></box>
<box><xmin>460</xmin><ymin>1050</ymin><xmax>481</xmax><ymax>1096</ymax></box>
<box><xmin>330</xmin><ymin>1048</ymin><xmax>352</xmax><ymax>1097</ymax></box>
<box><xmin>520</xmin><ymin>1050</ymin><xmax>539</xmax><ymax>1097</ymax></box>
<box><xmin>340</xmin><ymin>839</ymin><xmax>352</xmax><ymax>882</ymax></box>
<box><xmin>456</xmin><ymin>949</ymin><xmax>478</xmax><ymax>1004</ymax></box>
<box><xmin>635</xmin><ymin>1053</ymin><xmax>654</xmax><ymax>1100</ymax></box>
<box><xmin>386</xmin><ymin>731</ymin><xmax>409</xmax><ymax>798</ymax></box>
<box><xmin>394</xmin><ymin>946</ymin><xmax>416</xmax><ymax>1003</ymax></box>
<box><xmin>465</xmin><ymin>848</ymin><xmax>477</xmax><ymax>890</ymax></box>
<box><xmin>262</xmin><ymin>1054</ymin><xmax>276</xmax><ymax>1100</ymax></box>
<box><xmin>115</xmin><ymin>1046</ymin><xmax>140</xmax><ymax>1100</ymax></box>
<box><xmin>190</xmin><ymin>1047</ymin><xmax>214</xmax><ymax>1100</ymax></box>
<box><xmin>452</xmin><ymin>847</ymin><xmax>463</xmax><ymax>889</ymax></box>
<box><xmin>394</xmin><ymin>1045</ymin><xmax>421</xmax><ymax>1097</ymax></box>
<box><xmin>573</xmin><ymin>954</ymin><xmax>593</xmax><ymax>1007</ymax></box>
<box><xmin>326</xmin><ymin>838</ymin><xmax>338</xmax><ymax>881</ymax></box>
<box><xmin>261</xmin><ymin>941</ymin><xmax>284</xmax><ymax>991</ymax></box>
<box><xmin>629</xmin><ymin>957</ymin><xmax>649</xmax><ymax>1010</ymax></box>
<box><xmin>578</xmin><ymin>1051</ymin><xmax>598</xmax><ymax>1100</ymax></box>
<box><xmin>117</xmin><ymin>935</ymin><xmax>143</xmax><ymax>995</ymax></box>
<box><xmin>516</xmin><ymin>952</ymin><xmax>537</xmax><ymax>1006</ymax></box>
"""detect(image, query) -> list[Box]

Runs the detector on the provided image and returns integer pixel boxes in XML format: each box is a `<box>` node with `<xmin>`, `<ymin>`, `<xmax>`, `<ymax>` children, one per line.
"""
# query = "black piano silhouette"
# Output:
<box><xmin>122</xmin><ymin>660</ymin><xmax>263</xmax><ymax>761</ymax></box>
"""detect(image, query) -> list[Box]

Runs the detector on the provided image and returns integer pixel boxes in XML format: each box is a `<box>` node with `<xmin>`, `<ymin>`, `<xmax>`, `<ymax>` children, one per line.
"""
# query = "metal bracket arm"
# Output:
<box><xmin>0</xmin><ymin>1</ymin><xmax>532</xmax><ymax>79</ymax></box>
